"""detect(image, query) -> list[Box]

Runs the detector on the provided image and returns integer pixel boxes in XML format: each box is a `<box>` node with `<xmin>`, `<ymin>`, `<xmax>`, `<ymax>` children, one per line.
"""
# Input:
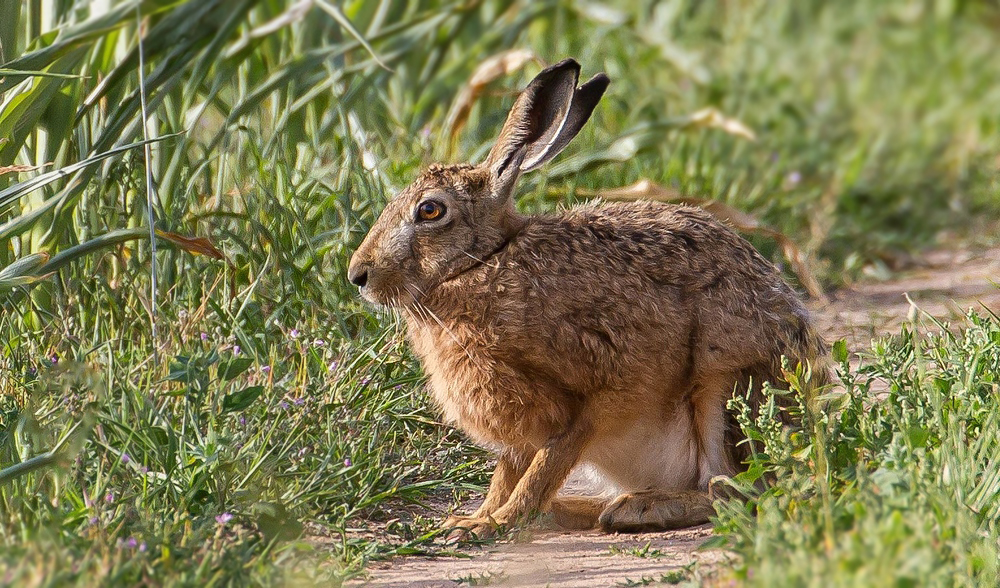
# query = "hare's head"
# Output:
<box><xmin>348</xmin><ymin>59</ymin><xmax>609</xmax><ymax>306</ymax></box>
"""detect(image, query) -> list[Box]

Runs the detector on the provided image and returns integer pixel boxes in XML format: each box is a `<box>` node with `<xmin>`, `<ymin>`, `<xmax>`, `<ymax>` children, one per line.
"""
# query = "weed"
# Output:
<box><xmin>609</xmin><ymin>541</ymin><xmax>666</xmax><ymax>559</ymax></box>
<box><xmin>716</xmin><ymin>310</ymin><xmax>1000</xmax><ymax>586</ymax></box>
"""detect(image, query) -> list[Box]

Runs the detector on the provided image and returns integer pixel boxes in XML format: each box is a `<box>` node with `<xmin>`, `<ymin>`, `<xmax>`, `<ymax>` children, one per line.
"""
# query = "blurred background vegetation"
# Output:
<box><xmin>1</xmin><ymin>0</ymin><xmax>999</xmax><ymax>585</ymax></box>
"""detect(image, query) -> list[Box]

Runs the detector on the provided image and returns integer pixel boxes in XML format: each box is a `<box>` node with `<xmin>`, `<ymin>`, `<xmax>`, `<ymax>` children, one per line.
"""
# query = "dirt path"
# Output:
<box><xmin>353</xmin><ymin>245</ymin><xmax>1000</xmax><ymax>588</ymax></box>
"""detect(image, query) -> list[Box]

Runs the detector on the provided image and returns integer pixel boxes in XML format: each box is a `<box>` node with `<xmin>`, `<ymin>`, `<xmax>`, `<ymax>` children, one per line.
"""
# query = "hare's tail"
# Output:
<box><xmin>725</xmin><ymin>323</ymin><xmax>830</xmax><ymax>469</ymax></box>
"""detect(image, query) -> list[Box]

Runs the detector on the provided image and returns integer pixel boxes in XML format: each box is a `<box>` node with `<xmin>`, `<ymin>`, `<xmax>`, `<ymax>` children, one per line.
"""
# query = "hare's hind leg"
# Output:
<box><xmin>597</xmin><ymin>490</ymin><xmax>714</xmax><ymax>532</ymax></box>
<box><xmin>547</xmin><ymin>495</ymin><xmax>610</xmax><ymax>530</ymax></box>
<box><xmin>692</xmin><ymin>371</ymin><xmax>741</xmax><ymax>489</ymax></box>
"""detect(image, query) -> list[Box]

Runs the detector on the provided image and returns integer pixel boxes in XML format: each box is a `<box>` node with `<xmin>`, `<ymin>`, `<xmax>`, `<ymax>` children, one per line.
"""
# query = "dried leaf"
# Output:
<box><xmin>574</xmin><ymin>2</ymin><xmax>629</xmax><ymax>25</ymax></box>
<box><xmin>154</xmin><ymin>229</ymin><xmax>227</xmax><ymax>261</ymax></box>
<box><xmin>677</xmin><ymin>107</ymin><xmax>756</xmax><ymax>141</ymax></box>
<box><xmin>445</xmin><ymin>49</ymin><xmax>540</xmax><ymax>150</ymax></box>
<box><xmin>0</xmin><ymin>163</ymin><xmax>51</xmax><ymax>176</ymax></box>
<box><xmin>577</xmin><ymin>178</ymin><xmax>682</xmax><ymax>202</ymax></box>
<box><xmin>572</xmin><ymin>180</ymin><xmax>827</xmax><ymax>301</ymax></box>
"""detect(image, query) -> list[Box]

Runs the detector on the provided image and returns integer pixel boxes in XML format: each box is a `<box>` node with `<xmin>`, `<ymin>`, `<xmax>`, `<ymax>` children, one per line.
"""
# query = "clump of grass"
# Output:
<box><xmin>0</xmin><ymin>317</ymin><xmax>489</xmax><ymax>585</ymax></box>
<box><xmin>609</xmin><ymin>541</ymin><xmax>666</xmax><ymax>559</ymax></box>
<box><xmin>715</xmin><ymin>310</ymin><xmax>1000</xmax><ymax>586</ymax></box>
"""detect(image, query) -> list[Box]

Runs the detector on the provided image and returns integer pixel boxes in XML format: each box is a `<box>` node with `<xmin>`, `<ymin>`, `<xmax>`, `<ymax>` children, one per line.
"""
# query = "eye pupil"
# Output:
<box><xmin>418</xmin><ymin>201</ymin><xmax>444</xmax><ymax>221</ymax></box>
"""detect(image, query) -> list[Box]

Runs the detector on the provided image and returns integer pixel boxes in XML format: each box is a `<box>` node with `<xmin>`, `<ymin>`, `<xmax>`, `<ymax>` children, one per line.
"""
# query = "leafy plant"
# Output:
<box><xmin>716</xmin><ymin>310</ymin><xmax>1000</xmax><ymax>587</ymax></box>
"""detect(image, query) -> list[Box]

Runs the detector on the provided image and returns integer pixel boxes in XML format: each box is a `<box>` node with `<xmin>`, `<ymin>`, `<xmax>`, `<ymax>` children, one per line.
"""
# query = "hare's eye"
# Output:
<box><xmin>416</xmin><ymin>200</ymin><xmax>446</xmax><ymax>222</ymax></box>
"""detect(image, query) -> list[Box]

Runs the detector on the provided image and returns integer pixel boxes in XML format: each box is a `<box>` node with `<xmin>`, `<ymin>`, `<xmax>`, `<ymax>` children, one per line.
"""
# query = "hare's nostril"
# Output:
<box><xmin>349</xmin><ymin>268</ymin><xmax>369</xmax><ymax>288</ymax></box>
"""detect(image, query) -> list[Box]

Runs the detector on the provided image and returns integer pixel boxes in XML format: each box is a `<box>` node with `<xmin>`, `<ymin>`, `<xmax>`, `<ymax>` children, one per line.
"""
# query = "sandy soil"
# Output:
<box><xmin>348</xmin><ymin>244</ymin><xmax>1000</xmax><ymax>587</ymax></box>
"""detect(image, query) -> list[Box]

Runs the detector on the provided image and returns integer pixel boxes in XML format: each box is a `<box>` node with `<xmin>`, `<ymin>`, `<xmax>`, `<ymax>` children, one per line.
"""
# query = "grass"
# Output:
<box><xmin>715</xmin><ymin>310</ymin><xmax>1000</xmax><ymax>586</ymax></box>
<box><xmin>608</xmin><ymin>541</ymin><xmax>667</xmax><ymax>559</ymax></box>
<box><xmin>1</xmin><ymin>0</ymin><xmax>999</xmax><ymax>586</ymax></box>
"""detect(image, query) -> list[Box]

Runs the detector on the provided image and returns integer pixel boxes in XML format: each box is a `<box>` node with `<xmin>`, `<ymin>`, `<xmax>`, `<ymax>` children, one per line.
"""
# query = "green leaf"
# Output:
<box><xmin>252</xmin><ymin>500</ymin><xmax>303</xmax><ymax>542</ymax></box>
<box><xmin>0</xmin><ymin>134</ymin><xmax>181</xmax><ymax>211</ymax></box>
<box><xmin>832</xmin><ymin>339</ymin><xmax>849</xmax><ymax>364</ymax></box>
<box><xmin>697</xmin><ymin>535</ymin><xmax>730</xmax><ymax>550</ymax></box>
<box><xmin>218</xmin><ymin>357</ymin><xmax>254</xmax><ymax>381</ymax></box>
<box><xmin>0</xmin><ymin>252</ymin><xmax>50</xmax><ymax>280</ymax></box>
<box><xmin>906</xmin><ymin>426</ymin><xmax>931</xmax><ymax>448</ymax></box>
<box><xmin>221</xmin><ymin>386</ymin><xmax>264</xmax><ymax>413</ymax></box>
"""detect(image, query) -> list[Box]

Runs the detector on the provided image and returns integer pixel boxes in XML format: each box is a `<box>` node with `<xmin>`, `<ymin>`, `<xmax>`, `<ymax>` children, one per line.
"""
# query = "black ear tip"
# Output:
<box><xmin>531</xmin><ymin>58</ymin><xmax>581</xmax><ymax>85</ymax></box>
<box><xmin>549</xmin><ymin>58</ymin><xmax>581</xmax><ymax>72</ymax></box>
<box><xmin>582</xmin><ymin>72</ymin><xmax>611</xmax><ymax>92</ymax></box>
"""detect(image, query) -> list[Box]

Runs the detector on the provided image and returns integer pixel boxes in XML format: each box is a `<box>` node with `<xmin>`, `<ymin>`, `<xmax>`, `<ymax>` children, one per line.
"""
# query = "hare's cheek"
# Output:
<box><xmin>417</xmin><ymin>255</ymin><xmax>446</xmax><ymax>277</ymax></box>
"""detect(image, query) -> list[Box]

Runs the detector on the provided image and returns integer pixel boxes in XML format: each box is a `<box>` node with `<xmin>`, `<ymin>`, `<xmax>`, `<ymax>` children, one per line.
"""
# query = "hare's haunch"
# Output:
<box><xmin>349</xmin><ymin>59</ymin><xmax>826</xmax><ymax>540</ymax></box>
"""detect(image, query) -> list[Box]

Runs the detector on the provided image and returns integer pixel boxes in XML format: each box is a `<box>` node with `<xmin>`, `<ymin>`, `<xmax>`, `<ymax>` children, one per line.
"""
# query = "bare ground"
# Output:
<box><xmin>347</xmin><ymin>244</ymin><xmax>1000</xmax><ymax>588</ymax></box>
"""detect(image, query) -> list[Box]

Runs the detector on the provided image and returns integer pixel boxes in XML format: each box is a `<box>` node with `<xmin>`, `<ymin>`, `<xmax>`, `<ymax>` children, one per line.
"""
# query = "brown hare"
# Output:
<box><xmin>348</xmin><ymin>58</ymin><xmax>826</xmax><ymax>540</ymax></box>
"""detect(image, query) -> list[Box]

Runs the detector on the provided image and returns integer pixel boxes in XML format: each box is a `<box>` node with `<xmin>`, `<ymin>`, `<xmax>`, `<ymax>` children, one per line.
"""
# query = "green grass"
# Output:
<box><xmin>1</xmin><ymin>0</ymin><xmax>1000</xmax><ymax>585</ymax></box>
<box><xmin>1</xmin><ymin>323</ymin><xmax>491</xmax><ymax>585</ymax></box>
<box><xmin>715</xmin><ymin>310</ymin><xmax>1000</xmax><ymax>586</ymax></box>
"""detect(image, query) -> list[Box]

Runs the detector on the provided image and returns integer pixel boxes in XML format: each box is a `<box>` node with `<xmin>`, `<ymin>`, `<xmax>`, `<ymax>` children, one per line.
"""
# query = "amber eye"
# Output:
<box><xmin>416</xmin><ymin>200</ymin><xmax>446</xmax><ymax>222</ymax></box>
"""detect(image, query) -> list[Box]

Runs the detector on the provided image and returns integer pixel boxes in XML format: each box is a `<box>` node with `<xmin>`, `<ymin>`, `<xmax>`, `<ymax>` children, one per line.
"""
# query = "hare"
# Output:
<box><xmin>348</xmin><ymin>59</ymin><xmax>826</xmax><ymax>539</ymax></box>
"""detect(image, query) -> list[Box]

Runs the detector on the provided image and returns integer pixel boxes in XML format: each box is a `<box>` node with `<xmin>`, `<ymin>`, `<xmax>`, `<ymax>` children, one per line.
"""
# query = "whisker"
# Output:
<box><xmin>461</xmin><ymin>249</ymin><xmax>500</xmax><ymax>269</ymax></box>
<box><xmin>403</xmin><ymin>284</ymin><xmax>476</xmax><ymax>364</ymax></box>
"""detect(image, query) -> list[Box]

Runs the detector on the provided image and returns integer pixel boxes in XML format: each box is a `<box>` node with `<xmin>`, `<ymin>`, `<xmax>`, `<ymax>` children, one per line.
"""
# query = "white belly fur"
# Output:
<box><xmin>578</xmin><ymin>412</ymin><xmax>699</xmax><ymax>493</ymax></box>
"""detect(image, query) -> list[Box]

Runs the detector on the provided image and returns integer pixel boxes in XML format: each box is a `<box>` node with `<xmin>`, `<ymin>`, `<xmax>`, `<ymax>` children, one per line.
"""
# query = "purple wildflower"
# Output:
<box><xmin>216</xmin><ymin>513</ymin><xmax>233</xmax><ymax>526</ymax></box>
<box><xmin>261</xmin><ymin>365</ymin><xmax>271</xmax><ymax>373</ymax></box>
<box><xmin>105</xmin><ymin>492</ymin><xmax>114</xmax><ymax>504</ymax></box>
<box><xmin>786</xmin><ymin>171</ymin><xmax>802</xmax><ymax>186</ymax></box>
<box><xmin>200</xmin><ymin>332</ymin><xmax>209</xmax><ymax>342</ymax></box>
<box><xmin>239</xmin><ymin>416</ymin><xmax>247</xmax><ymax>426</ymax></box>
<box><xmin>313</xmin><ymin>339</ymin><xmax>326</xmax><ymax>347</ymax></box>
<box><xmin>290</xmin><ymin>329</ymin><xmax>300</xmax><ymax>339</ymax></box>
<box><xmin>279</xmin><ymin>401</ymin><xmax>290</xmax><ymax>410</ymax></box>
<box><xmin>329</xmin><ymin>360</ymin><xmax>339</xmax><ymax>371</ymax></box>
<box><xmin>50</xmin><ymin>354</ymin><xmax>59</xmax><ymax>365</ymax></box>
<box><xmin>89</xmin><ymin>516</ymin><xmax>99</xmax><ymax>526</ymax></box>
<box><xmin>139</xmin><ymin>542</ymin><xmax>147</xmax><ymax>552</ymax></box>
<box><xmin>360</xmin><ymin>376</ymin><xmax>371</xmax><ymax>386</ymax></box>
<box><xmin>233</xmin><ymin>345</ymin><xmax>241</xmax><ymax>355</ymax></box>
<box><xmin>126</xmin><ymin>537</ymin><xmax>138</xmax><ymax>549</ymax></box>
<box><xmin>121</xmin><ymin>453</ymin><xmax>130</xmax><ymax>464</ymax></box>
<box><xmin>344</xmin><ymin>457</ymin><xmax>353</xmax><ymax>468</ymax></box>
<box><xmin>294</xmin><ymin>397</ymin><xmax>305</xmax><ymax>406</ymax></box>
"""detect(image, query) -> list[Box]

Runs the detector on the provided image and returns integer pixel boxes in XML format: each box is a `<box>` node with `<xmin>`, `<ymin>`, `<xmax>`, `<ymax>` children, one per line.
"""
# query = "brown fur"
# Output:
<box><xmin>348</xmin><ymin>59</ymin><xmax>826</xmax><ymax>540</ymax></box>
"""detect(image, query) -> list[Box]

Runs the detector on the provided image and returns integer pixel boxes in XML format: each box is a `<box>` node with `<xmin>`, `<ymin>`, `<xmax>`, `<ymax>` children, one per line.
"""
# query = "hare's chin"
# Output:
<box><xmin>359</xmin><ymin>287</ymin><xmax>415</xmax><ymax>309</ymax></box>
<box><xmin>359</xmin><ymin>289</ymin><xmax>392</xmax><ymax>308</ymax></box>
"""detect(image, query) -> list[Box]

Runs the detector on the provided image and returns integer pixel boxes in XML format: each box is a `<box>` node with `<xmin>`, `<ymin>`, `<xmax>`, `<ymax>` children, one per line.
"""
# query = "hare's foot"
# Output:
<box><xmin>546</xmin><ymin>495</ymin><xmax>609</xmax><ymax>530</ymax></box>
<box><xmin>441</xmin><ymin>514</ymin><xmax>505</xmax><ymax>543</ymax></box>
<box><xmin>598</xmin><ymin>490</ymin><xmax>715</xmax><ymax>532</ymax></box>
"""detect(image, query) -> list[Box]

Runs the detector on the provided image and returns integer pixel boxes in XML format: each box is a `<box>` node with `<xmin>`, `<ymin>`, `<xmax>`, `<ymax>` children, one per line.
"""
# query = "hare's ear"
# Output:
<box><xmin>484</xmin><ymin>58</ymin><xmax>610</xmax><ymax>196</ymax></box>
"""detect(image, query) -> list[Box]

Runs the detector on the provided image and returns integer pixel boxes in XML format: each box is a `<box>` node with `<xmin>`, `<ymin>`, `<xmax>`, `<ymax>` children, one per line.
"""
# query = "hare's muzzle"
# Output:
<box><xmin>347</xmin><ymin>261</ymin><xmax>369</xmax><ymax>289</ymax></box>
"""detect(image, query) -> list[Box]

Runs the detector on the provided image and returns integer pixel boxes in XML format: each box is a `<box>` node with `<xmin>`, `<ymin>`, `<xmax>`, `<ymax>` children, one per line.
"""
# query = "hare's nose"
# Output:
<box><xmin>348</xmin><ymin>264</ymin><xmax>369</xmax><ymax>288</ymax></box>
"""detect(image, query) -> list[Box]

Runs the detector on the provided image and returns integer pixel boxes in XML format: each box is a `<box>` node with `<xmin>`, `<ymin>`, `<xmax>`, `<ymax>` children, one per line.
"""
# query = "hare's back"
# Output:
<box><xmin>524</xmin><ymin>200</ymin><xmax>782</xmax><ymax>291</ymax></box>
<box><xmin>500</xmin><ymin>200</ymin><xmax>812</xmax><ymax>376</ymax></box>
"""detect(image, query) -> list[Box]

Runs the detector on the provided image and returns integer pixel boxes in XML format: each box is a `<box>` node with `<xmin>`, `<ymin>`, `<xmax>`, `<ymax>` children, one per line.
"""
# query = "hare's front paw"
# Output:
<box><xmin>441</xmin><ymin>515</ymin><xmax>504</xmax><ymax>543</ymax></box>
